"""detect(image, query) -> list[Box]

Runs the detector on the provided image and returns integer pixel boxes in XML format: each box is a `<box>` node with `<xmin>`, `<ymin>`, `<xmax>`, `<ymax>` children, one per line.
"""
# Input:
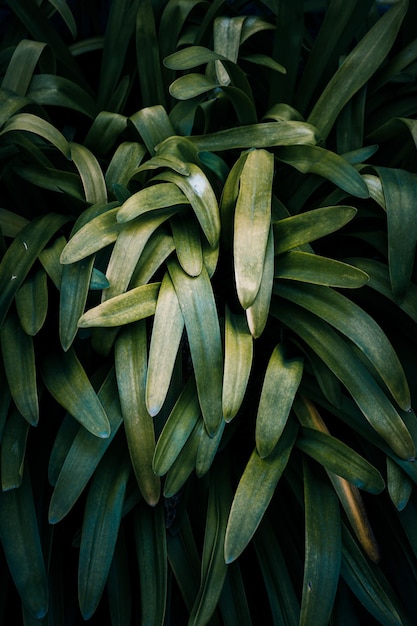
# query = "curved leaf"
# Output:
<box><xmin>275</xmin><ymin>281</ymin><xmax>411</xmax><ymax>411</ymax></box>
<box><xmin>0</xmin><ymin>213</ymin><xmax>68</xmax><ymax>326</ymax></box>
<box><xmin>78</xmin><ymin>442</ymin><xmax>131</xmax><ymax>620</ymax></box>
<box><xmin>275</xmin><ymin>251</ymin><xmax>369</xmax><ymax>289</ymax></box>
<box><xmin>273</xmin><ymin>205</ymin><xmax>357</xmax><ymax>254</ymax></box>
<box><xmin>234</xmin><ymin>148</ymin><xmax>274</xmax><ymax>308</ymax></box>
<box><xmin>41</xmin><ymin>347</ymin><xmax>111</xmax><ymax>438</ymax></box>
<box><xmin>300</xmin><ymin>460</ymin><xmax>341</xmax><ymax>626</ymax></box>
<box><xmin>78</xmin><ymin>282</ymin><xmax>161</xmax><ymax>328</ymax></box>
<box><xmin>168</xmin><ymin>259</ymin><xmax>223</xmax><ymax>436</ymax></box>
<box><xmin>273</xmin><ymin>300</ymin><xmax>415</xmax><ymax>461</ymax></box>
<box><xmin>256</xmin><ymin>344</ymin><xmax>303</xmax><ymax>458</ymax></box>
<box><xmin>224</xmin><ymin>419</ymin><xmax>298</xmax><ymax>564</ymax></box>
<box><xmin>277</xmin><ymin>145</ymin><xmax>369</xmax><ymax>198</ymax></box>
<box><xmin>222</xmin><ymin>306</ymin><xmax>253</xmax><ymax>422</ymax></box>
<box><xmin>297</xmin><ymin>428</ymin><xmax>385</xmax><ymax>494</ymax></box>
<box><xmin>115</xmin><ymin>321</ymin><xmax>160</xmax><ymax>506</ymax></box>
<box><xmin>146</xmin><ymin>272</ymin><xmax>184</xmax><ymax>417</ymax></box>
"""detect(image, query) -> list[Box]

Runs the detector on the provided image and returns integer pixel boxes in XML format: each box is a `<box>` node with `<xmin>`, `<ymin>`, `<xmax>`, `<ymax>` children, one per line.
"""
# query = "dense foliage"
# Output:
<box><xmin>1</xmin><ymin>0</ymin><xmax>417</xmax><ymax>624</ymax></box>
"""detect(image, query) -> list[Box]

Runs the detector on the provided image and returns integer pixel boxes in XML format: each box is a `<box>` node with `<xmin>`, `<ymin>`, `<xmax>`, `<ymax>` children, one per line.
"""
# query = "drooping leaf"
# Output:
<box><xmin>0</xmin><ymin>466</ymin><xmax>48</xmax><ymax>619</ymax></box>
<box><xmin>0</xmin><ymin>213</ymin><xmax>68</xmax><ymax>326</ymax></box>
<box><xmin>78</xmin><ymin>440</ymin><xmax>131</xmax><ymax>620</ymax></box>
<box><xmin>274</xmin><ymin>280</ymin><xmax>411</xmax><ymax>411</ymax></box>
<box><xmin>222</xmin><ymin>306</ymin><xmax>253</xmax><ymax>422</ymax></box>
<box><xmin>234</xmin><ymin>148</ymin><xmax>274</xmax><ymax>309</ymax></box>
<box><xmin>134</xmin><ymin>500</ymin><xmax>167</xmax><ymax>626</ymax></box>
<box><xmin>78</xmin><ymin>282</ymin><xmax>160</xmax><ymax>328</ymax></box>
<box><xmin>307</xmin><ymin>1</ymin><xmax>409</xmax><ymax>138</ymax></box>
<box><xmin>152</xmin><ymin>377</ymin><xmax>201</xmax><ymax>477</ymax></box>
<box><xmin>277</xmin><ymin>145</ymin><xmax>369</xmax><ymax>199</ymax></box>
<box><xmin>115</xmin><ymin>321</ymin><xmax>160</xmax><ymax>505</ymax></box>
<box><xmin>272</xmin><ymin>300</ymin><xmax>415</xmax><ymax>461</ymax></box>
<box><xmin>41</xmin><ymin>347</ymin><xmax>111</xmax><ymax>438</ymax></box>
<box><xmin>168</xmin><ymin>259</ymin><xmax>223</xmax><ymax>436</ymax></box>
<box><xmin>0</xmin><ymin>313</ymin><xmax>39</xmax><ymax>425</ymax></box>
<box><xmin>300</xmin><ymin>460</ymin><xmax>341</xmax><ymax>626</ymax></box>
<box><xmin>256</xmin><ymin>344</ymin><xmax>303</xmax><ymax>458</ymax></box>
<box><xmin>224</xmin><ymin>419</ymin><xmax>298</xmax><ymax>564</ymax></box>
<box><xmin>48</xmin><ymin>368</ymin><xmax>123</xmax><ymax>523</ymax></box>
<box><xmin>146</xmin><ymin>272</ymin><xmax>184</xmax><ymax>417</ymax></box>
<box><xmin>274</xmin><ymin>251</ymin><xmax>369</xmax><ymax>289</ymax></box>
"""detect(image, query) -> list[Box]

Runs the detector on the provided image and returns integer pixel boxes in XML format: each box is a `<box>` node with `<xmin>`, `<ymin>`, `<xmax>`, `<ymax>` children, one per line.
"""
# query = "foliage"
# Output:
<box><xmin>1</xmin><ymin>0</ymin><xmax>417</xmax><ymax>624</ymax></box>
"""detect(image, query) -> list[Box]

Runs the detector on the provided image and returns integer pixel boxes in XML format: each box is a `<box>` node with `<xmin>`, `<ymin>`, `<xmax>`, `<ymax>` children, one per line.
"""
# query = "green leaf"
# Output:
<box><xmin>272</xmin><ymin>301</ymin><xmax>415</xmax><ymax>461</ymax></box>
<box><xmin>0</xmin><ymin>313</ymin><xmax>39</xmax><ymax>425</ymax></box>
<box><xmin>152</xmin><ymin>377</ymin><xmax>201</xmax><ymax>477</ymax></box>
<box><xmin>27</xmin><ymin>74</ymin><xmax>97</xmax><ymax>118</ymax></box>
<box><xmin>374</xmin><ymin>166</ymin><xmax>417</xmax><ymax>299</ymax></box>
<box><xmin>48</xmin><ymin>368</ymin><xmax>123</xmax><ymax>523</ymax></box>
<box><xmin>106</xmin><ymin>530</ymin><xmax>132</xmax><ymax>626</ymax></box>
<box><xmin>274</xmin><ymin>281</ymin><xmax>411</xmax><ymax>411</ymax></box>
<box><xmin>129</xmin><ymin>105</ymin><xmax>175</xmax><ymax>156</ymax></box>
<box><xmin>246</xmin><ymin>225</ymin><xmax>274</xmax><ymax>338</ymax></box>
<box><xmin>117</xmin><ymin>183</ymin><xmax>188</xmax><ymax>224</ymax></box>
<box><xmin>300</xmin><ymin>460</ymin><xmax>341</xmax><ymax>626</ymax></box>
<box><xmin>154</xmin><ymin>164</ymin><xmax>220</xmax><ymax>248</ymax></box>
<box><xmin>59</xmin><ymin>204</ymin><xmax>120</xmax><ymax>264</ymax></box>
<box><xmin>307</xmin><ymin>1</ymin><xmax>409</xmax><ymax>138</ymax></box>
<box><xmin>15</xmin><ymin>268</ymin><xmax>48</xmax><ymax>336</ymax></box>
<box><xmin>387</xmin><ymin>457</ymin><xmax>413</xmax><ymax>512</ymax></box>
<box><xmin>297</xmin><ymin>428</ymin><xmax>385</xmax><ymax>494</ymax></box>
<box><xmin>277</xmin><ymin>146</ymin><xmax>369</xmax><ymax>199</ymax></box>
<box><xmin>275</xmin><ymin>251</ymin><xmax>369</xmax><ymax>288</ymax></box>
<box><xmin>169</xmin><ymin>73</ymin><xmax>218</xmax><ymax>100</ymax></box>
<box><xmin>78</xmin><ymin>440</ymin><xmax>131</xmax><ymax>620</ymax></box>
<box><xmin>196</xmin><ymin>418</ymin><xmax>226</xmax><ymax>478</ymax></box>
<box><xmin>189</xmin><ymin>121</ymin><xmax>318</xmax><ymax>152</ymax></box>
<box><xmin>7</xmin><ymin>0</ymin><xmax>85</xmax><ymax>87</ymax></box>
<box><xmin>234</xmin><ymin>148</ymin><xmax>274</xmax><ymax>308</ymax></box>
<box><xmin>134</xmin><ymin>500</ymin><xmax>167</xmax><ymax>626</ymax></box>
<box><xmin>0</xmin><ymin>112</ymin><xmax>71</xmax><ymax>158</ymax></box>
<box><xmin>105</xmin><ymin>142</ymin><xmax>147</xmax><ymax>189</ymax></box>
<box><xmin>295</xmin><ymin>0</ymin><xmax>373</xmax><ymax>115</ymax></box>
<box><xmin>189</xmin><ymin>457</ymin><xmax>232</xmax><ymax>626</ymax></box>
<box><xmin>59</xmin><ymin>257</ymin><xmax>95</xmax><ymax>351</ymax></box>
<box><xmin>1</xmin><ymin>407</ymin><xmax>30</xmax><ymax>491</ymax></box>
<box><xmin>0</xmin><ymin>213</ymin><xmax>68</xmax><ymax>326</ymax></box>
<box><xmin>164</xmin><ymin>45</ymin><xmax>229</xmax><ymax>70</ymax></box>
<box><xmin>222</xmin><ymin>306</ymin><xmax>253</xmax><ymax>422</ymax></box>
<box><xmin>97</xmin><ymin>0</ymin><xmax>137</xmax><ymax>109</ymax></box>
<box><xmin>41</xmin><ymin>347</ymin><xmax>111</xmax><ymax>438</ymax></box>
<box><xmin>0</xmin><ymin>208</ymin><xmax>29</xmax><ymax>238</ymax></box>
<box><xmin>136</xmin><ymin>0</ymin><xmax>166</xmax><ymax>108</ymax></box>
<box><xmin>273</xmin><ymin>205</ymin><xmax>357</xmax><ymax>254</ymax></box>
<box><xmin>146</xmin><ymin>272</ymin><xmax>184</xmax><ymax>417</ymax></box>
<box><xmin>78</xmin><ymin>282</ymin><xmax>160</xmax><ymax>328</ymax></box>
<box><xmin>253</xmin><ymin>515</ymin><xmax>300</xmax><ymax>626</ymax></box>
<box><xmin>0</xmin><ymin>466</ymin><xmax>48</xmax><ymax>619</ymax></box>
<box><xmin>1</xmin><ymin>40</ymin><xmax>51</xmax><ymax>96</ymax></box>
<box><xmin>168</xmin><ymin>259</ymin><xmax>223</xmax><ymax>436</ymax></box>
<box><xmin>102</xmin><ymin>207</ymin><xmax>177</xmax><ymax>304</ymax></box>
<box><xmin>256</xmin><ymin>344</ymin><xmax>303</xmax><ymax>458</ymax></box>
<box><xmin>224</xmin><ymin>419</ymin><xmax>298</xmax><ymax>563</ymax></box>
<box><xmin>341</xmin><ymin>524</ymin><xmax>404</xmax><ymax>626</ymax></box>
<box><xmin>171</xmin><ymin>212</ymin><xmax>204</xmax><ymax>277</ymax></box>
<box><xmin>115</xmin><ymin>321</ymin><xmax>160</xmax><ymax>506</ymax></box>
<box><xmin>347</xmin><ymin>258</ymin><xmax>417</xmax><ymax>323</ymax></box>
<box><xmin>70</xmin><ymin>142</ymin><xmax>107</xmax><ymax>204</ymax></box>
<box><xmin>163</xmin><ymin>418</ymin><xmax>204</xmax><ymax>498</ymax></box>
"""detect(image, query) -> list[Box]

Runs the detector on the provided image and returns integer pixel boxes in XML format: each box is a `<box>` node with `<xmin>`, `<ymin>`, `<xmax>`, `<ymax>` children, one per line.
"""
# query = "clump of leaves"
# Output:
<box><xmin>1</xmin><ymin>0</ymin><xmax>417</xmax><ymax>624</ymax></box>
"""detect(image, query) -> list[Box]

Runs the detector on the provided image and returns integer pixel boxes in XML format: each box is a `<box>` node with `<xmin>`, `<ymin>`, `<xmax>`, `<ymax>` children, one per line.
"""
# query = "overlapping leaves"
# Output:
<box><xmin>1</xmin><ymin>1</ymin><xmax>417</xmax><ymax>625</ymax></box>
